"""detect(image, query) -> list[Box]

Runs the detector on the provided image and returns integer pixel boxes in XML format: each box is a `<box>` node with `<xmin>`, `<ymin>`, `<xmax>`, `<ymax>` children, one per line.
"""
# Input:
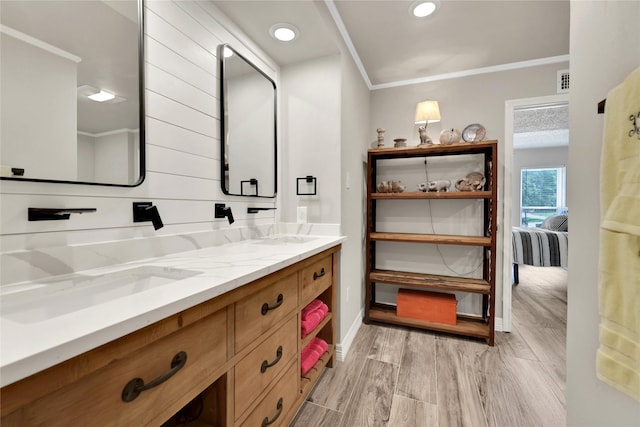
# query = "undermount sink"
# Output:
<box><xmin>253</xmin><ymin>235</ymin><xmax>318</xmax><ymax>245</ymax></box>
<box><xmin>1</xmin><ymin>266</ymin><xmax>201</xmax><ymax>324</ymax></box>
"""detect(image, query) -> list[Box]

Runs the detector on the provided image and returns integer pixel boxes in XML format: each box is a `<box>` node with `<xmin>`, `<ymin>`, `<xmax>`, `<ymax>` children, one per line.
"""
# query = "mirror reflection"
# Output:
<box><xmin>0</xmin><ymin>0</ymin><xmax>144</xmax><ymax>186</ymax></box>
<box><xmin>219</xmin><ymin>44</ymin><xmax>276</xmax><ymax>198</ymax></box>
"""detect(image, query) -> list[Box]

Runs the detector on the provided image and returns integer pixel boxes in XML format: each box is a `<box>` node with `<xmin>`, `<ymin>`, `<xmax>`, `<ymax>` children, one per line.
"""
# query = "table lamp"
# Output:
<box><xmin>415</xmin><ymin>100</ymin><xmax>441</xmax><ymax>145</ymax></box>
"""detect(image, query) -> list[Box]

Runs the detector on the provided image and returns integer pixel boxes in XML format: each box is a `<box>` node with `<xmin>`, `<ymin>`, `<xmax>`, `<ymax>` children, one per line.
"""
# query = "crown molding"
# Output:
<box><xmin>371</xmin><ymin>55</ymin><xmax>570</xmax><ymax>90</ymax></box>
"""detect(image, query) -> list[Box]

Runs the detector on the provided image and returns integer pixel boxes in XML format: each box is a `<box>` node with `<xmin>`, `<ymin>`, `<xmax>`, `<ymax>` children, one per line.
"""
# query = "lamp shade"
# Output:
<box><xmin>415</xmin><ymin>100</ymin><xmax>441</xmax><ymax>124</ymax></box>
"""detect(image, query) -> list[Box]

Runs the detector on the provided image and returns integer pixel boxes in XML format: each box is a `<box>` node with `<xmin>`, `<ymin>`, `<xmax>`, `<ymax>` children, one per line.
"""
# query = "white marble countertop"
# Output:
<box><xmin>0</xmin><ymin>234</ymin><xmax>345</xmax><ymax>387</ymax></box>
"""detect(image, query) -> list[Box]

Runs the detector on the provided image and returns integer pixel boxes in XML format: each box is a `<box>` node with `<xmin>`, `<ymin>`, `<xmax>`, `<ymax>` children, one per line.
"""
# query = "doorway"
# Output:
<box><xmin>502</xmin><ymin>94</ymin><xmax>569</xmax><ymax>331</ymax></box>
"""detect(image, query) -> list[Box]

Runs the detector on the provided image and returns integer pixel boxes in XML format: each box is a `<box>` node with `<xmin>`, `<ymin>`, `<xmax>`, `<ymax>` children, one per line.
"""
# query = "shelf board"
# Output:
<box><xmin>301</xmin><ymin>312</ymin><xmax>333</xmax><ymax>349</ymax></box>
<box><xmin>368</xmin><ymin>306</ymin><xmax>490</xmax><ymax>340</ymax></box>
<box><xmin>368</xmin><ymin>140</ymin><xmax>497</xmax><ymax>158</ymax></box>
<box><xmin>300</xmin><ymin>345</ymin><xmax>334</xmax><ymax>398</ymax></box>
<box><xmin>370</xmin><ymin>270</ymin><xmax>490</xmax><ymax>294</ymax></box>
<box><xmin>370</xmin><ymin>232</ymin><xmax>491</xmax><ymax>246</ymax></box>
<box><xmin>371</xmin><ymin>191</ymin><xmax>492</xmax><ymax>199</ymax></box>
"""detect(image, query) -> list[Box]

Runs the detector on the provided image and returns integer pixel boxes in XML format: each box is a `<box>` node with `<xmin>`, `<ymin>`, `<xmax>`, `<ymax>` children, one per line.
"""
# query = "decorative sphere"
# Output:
<box><xmin>439</xmin><ymin>128</ymin><xmax>461</xmax><ymax>145</ymax></box>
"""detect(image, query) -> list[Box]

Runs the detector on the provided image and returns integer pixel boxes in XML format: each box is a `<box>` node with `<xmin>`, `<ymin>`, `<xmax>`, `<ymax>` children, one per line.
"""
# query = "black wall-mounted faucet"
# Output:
<box><xmin>133</xmin><ymin>202</ymin><xmax>164</xmax><ymax>230</ymax></box>
<box><xmin>247</xmin><ymin>207</ymin><xmax>277</xmax><ymax>214</ymax></box>
<box><xmin>215</xmin><ymin>203</ymin><xmax>234</xmax><ymax>224</ymax></box>
<box><xmin>28</xmin><ymin>208</ymin><xmax>97</xmax><ymax>221</ymax></box>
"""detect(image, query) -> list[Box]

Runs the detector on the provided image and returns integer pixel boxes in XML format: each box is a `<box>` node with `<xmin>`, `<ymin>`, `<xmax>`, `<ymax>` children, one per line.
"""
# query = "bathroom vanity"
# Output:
<box><xmin>0</xmin><ymin>236</ymin><xmax>343</xmax><ymax>426</ymax></box>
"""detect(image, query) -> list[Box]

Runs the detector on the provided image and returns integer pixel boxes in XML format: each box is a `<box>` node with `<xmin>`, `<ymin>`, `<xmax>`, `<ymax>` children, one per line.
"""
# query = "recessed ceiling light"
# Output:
<box><xmin>88</xmin><ymin>90</ymin><xmax>116</xmax><ymax>102</ymax></box>
<box><xmin>269</xmin><ymin>23</ymin><xmax>298</xmax><ymax>42</ymax></box>
<box><xmin>77</xmin><ymin>85</ymin><xmax>126</xmax><ymax>103</ymax></box>
<box><xmin>411</xmin><ymin>1</ymin><xmax>439</xmax><ymax>18</ymax></box>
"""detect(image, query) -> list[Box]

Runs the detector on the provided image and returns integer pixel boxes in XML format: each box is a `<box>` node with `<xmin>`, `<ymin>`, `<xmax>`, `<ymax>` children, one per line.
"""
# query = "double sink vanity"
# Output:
<box><xmin>1</xmin><ymin>234</ymin><xmax>344</xmax><ymax>426</ymax></box>
<box><xmin>0</xmin><ymin>1</ymin><xmax>338</xmax><ymax>424</ymax></box>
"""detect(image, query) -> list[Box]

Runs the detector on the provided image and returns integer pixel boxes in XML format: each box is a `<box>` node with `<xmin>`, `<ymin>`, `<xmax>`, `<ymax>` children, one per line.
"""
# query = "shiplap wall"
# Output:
<box><xmin>0</xmin><ymin>1</ymin><xmax>279</xmax><ymax>277</ymax></box>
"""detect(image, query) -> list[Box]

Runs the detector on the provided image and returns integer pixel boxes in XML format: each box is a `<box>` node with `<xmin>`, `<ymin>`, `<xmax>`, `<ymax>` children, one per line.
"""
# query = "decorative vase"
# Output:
<box><xmin>393</xmin><ymin>138</ymin><xmax>407</xmax><ymax>148</ymax></box>
<box><xmin>439</xmin><ymin>128</ymin><xmax>461</xmax><ymax>145</ymax></box>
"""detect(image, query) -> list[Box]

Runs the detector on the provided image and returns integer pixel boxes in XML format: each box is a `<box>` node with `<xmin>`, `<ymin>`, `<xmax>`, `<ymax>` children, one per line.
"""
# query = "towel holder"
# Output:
<box><xmin>598</xmin><ymin>99</ymin><xmax>606</xmax><ymax>114</ymax></box>
<box><xmin>296</xmin><ymin>176</ymin><xmax>317</xmax><ymax>196</ymax></box>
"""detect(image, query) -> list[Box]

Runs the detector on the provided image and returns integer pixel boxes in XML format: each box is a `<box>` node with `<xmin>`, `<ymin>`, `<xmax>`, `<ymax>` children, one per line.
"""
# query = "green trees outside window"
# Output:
<box><xmin>520</xmin><ymin>167</ymin><xmax>566</xmax><ymax>227</ymax></box>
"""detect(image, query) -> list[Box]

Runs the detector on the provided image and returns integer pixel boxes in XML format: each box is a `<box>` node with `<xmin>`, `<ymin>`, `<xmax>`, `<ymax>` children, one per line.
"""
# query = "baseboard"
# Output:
<box><xmin>336</xmin><ymin>308</ymin><xmax>363</xmax><ymax>361</ymax></box>
<box><xmin>494</xmin><ymin>317</ymin><xmax>504</xmax><ymax>332</ymax></box>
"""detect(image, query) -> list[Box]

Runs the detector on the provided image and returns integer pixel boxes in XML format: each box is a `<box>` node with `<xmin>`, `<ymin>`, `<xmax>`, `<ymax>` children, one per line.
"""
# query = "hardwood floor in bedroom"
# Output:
<box><xmin>290</xmin><ymin>265</ymin><xmax>568</xmax><ymax>427</ymax></box>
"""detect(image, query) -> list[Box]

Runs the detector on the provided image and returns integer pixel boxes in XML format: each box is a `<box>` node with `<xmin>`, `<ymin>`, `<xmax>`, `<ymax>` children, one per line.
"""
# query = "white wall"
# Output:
<box><xmin>0</xmin><ymin>0</ymin><xmax>279</xmax><ymax>285</ymax></box>
<box><xmin>1</xmin><ymin>33</ymin><xmax>77</xmax><ymax>181</ymax></box>
<box><xmin>370</xmin><ymin>62</ymin><xmax>567</xmax><ymax>320</ymax></box>
<box><xmin>566</xmin><ymin>1</ymin><xmax>640</xmax><ymax>425</ymax></box>
<box><xmin>77</xmin><ymin>133</ymin><xmax>95</xmax><ymax>182</ymax></box>
<box><xmin>337</xmin><ymin>43</ymin><xmax>371</xmax><ymax>350</ymax></box>
<box><xmin>280</xmin><ymin>55</ymin><xmax>342</xmax><ymax>224</ymax></box>
<box><xmin>94</xmin><ymin>130</ymin><xmax>137</xmax><ymax>184</ymax></box>
<box><xmin>512</xmin><ymin>146</ymin><xmax>568</xmax><ymax>227</ymax></box>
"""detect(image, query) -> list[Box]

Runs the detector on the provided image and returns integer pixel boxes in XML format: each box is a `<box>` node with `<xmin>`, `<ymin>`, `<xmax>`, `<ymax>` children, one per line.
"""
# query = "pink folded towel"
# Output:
<box><xmin>301</xmin><ymin>299</ymin><xmax>324</xmax><ymax>320</ymax></box>
<box><xmin>300</xmin><ymin>302</ymin><xmax>329</xmax><ymax>338</ymax></box>
<box><xmin>301</xmin><ymin>337</ymin><xmax>329</xmax><ymax>375</ymax></box>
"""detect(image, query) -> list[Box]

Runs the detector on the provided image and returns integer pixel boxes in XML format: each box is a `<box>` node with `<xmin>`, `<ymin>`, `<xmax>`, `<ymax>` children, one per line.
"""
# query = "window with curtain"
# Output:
<box><xmin>520</xmin><ymin>167</ymin><xmax>566</xmax><ymax>228</ymax></box>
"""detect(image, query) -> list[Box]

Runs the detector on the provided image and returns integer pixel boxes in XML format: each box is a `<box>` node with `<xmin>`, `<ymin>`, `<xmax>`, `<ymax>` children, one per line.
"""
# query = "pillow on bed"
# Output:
<box><xmin>541</xmin><ymin>214</ymin><xmax>568</xmax><ymax>231</ymax></box>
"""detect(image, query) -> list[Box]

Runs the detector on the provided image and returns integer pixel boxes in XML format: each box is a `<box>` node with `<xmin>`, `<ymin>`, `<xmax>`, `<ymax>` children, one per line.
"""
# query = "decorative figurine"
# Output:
<box><xmin>455</xmin><ymin>172</ymin><xmax>486</xmax><ymax>191</ymax></box>
<box><xmin>391</xmin><ymin>180</ymin><xmax>406</xmax><ymax>192</ymax></box>
<box><xmin>377</xmin><ymin>181</ymin><xmax>391</xmax><ymax>193</ymax></box>
<box><xmin>376</xmin><ymin>128</ymin><xmax>385</xmax><ymax>147</ymax></box>
<box><xmin>439</xmin><ymin>128</ymin><xmax>461</xmax><ymax>145</ymax></box>
<box><xmin>378</xmin><ymin>180</ymin><xmax>405</xmax><ymax>193</ymax></box>
<box><xmin>418</xmin><ymin>126</ymin><xmax>432</xmax><ymax>145</ymax></box>
<box><xmin>427</xmin><ymin>180</ymin><xmax>451</xmax><ymax>192</ymax></box>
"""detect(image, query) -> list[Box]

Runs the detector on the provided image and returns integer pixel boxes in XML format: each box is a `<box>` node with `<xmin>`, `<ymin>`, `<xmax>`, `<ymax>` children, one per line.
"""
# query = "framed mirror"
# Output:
<box><xmin>0</xmin><ymin>0</ymin><xmax>145</xmax><ymax>187</ymax></box>
<box><xmin>219</xmin><ymin>44</ymin><xmax>276</xmax><ymax>198</ymax></box>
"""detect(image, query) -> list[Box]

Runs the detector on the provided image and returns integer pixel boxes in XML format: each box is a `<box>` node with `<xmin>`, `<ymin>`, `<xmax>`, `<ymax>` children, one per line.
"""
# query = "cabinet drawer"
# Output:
<box><xmin>300</xmin><ymin>254</ymin><xmax>333</xmax><ymax>306</ymax></box>
<box><xmin>235</xmin><ymin>273</ymin><xmax>298</xmax><ymax>352</ymax></box>
<box><xmin>2</xmin><ymin>309</ymin><xmax>227</xmax><ymax>427</ymax></box>
<box><xmin>235</xmin><ymin>315</ymin><xmax>297</xmax><ymax>418</ymax></box>
<box><xmin>238</xmin><ymin>360</ymin><xmax>299</xmax><ymax>427</ymax></box>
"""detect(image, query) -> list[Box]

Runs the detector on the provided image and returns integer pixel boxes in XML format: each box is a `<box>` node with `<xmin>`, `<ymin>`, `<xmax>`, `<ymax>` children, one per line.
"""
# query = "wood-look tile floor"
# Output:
<box><xmin>291</xmin><ymin>265</ymin><xmax>567</xmax><ymax>427</ymax></box>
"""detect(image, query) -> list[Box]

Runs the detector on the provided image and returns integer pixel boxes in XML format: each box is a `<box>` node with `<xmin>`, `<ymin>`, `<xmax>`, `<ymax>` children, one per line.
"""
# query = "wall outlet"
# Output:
<box><xmin>297</xmin><ymin>206</ymin><xmax>307</xmax><ymax>224</ymax></box>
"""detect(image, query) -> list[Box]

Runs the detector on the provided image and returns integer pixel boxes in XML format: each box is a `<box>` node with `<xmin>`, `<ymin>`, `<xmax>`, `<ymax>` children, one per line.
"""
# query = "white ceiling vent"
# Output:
<box><xmin>557</xmin><ymin>69</ymin><xmax>569</xmax><ymax>93</ymax></box>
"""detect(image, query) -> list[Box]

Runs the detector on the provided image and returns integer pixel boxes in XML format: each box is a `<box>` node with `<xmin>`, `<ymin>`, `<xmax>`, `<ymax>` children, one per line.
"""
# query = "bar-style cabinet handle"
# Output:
<box><xmin>261</xmin><ymin>293</ymin><xmax>284</xmax><ymax>315</ymax></box>
<box><xmin>121</xmin><ymin>351</ymin><xmax>187</xmax><ymax>402</ymax></box>
<box><xmin>261</xmin><ymin>397</ymin><xmax>283</xmax><ymax>427</ymax></box>
<box><xmin>261</xmin><ymin>346</ymin><xmax>283</xmax><ymax>373</ymax></box>
<box><xmin>313</xmin><ymin>268</ymin><xmax>326</xmax><ymax>280</ymax></box>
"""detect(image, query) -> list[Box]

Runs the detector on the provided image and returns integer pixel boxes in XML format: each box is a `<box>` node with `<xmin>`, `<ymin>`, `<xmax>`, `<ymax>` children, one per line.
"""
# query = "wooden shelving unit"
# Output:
<box><xmin>364</xmin><ymin>140</ymin><xmax>498</xmax><ymax>345</ymax></box>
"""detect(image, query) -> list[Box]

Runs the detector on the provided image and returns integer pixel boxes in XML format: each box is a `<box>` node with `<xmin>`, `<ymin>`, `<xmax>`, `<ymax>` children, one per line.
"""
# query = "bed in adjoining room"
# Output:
<box><xmin>512</xmin><ymin>214</ymin><xmax>568</xmax><ymax>284</ymax></box>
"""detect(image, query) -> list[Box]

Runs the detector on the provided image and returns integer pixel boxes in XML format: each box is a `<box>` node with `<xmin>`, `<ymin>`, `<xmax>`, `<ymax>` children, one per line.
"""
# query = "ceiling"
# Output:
<box><xmin>212</xmin><ymin>0</ymin><xmax>570</xmax><ymax>88</ymax></box>
<box><xmin>513</xmin><ymin>103</ymin><xmax>569</xmax><ymax>149</ymax></box>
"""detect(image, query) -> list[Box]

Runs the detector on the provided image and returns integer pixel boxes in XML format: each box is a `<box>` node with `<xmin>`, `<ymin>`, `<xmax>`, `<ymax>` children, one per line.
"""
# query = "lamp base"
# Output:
<box><xmin>417</xmin><ymin>135</ymin><xmax>433</xmax><ymax>146</ymax></box>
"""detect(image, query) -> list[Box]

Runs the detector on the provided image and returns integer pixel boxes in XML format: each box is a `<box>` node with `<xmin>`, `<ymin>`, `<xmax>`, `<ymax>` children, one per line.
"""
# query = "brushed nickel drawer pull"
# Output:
<box><xmin>121</xmin><ymin>351</ymin><xmax>187</xmax><ymax>402</ymax></box>
<box><xmin>313</xmin><ymin>267</ymin><xmax>326</xmax><ymax>280</ymax></box>
<box><xmin>260</xmin><ymin>346</ymin><xmax>283</xmax><ymax>373</ymax></box>
<box><xmin>261</xmin><ymin>397</ymin><xmax>283</xmax><ymax>427</ymax></box>
<box><xmin>261</xmin><ymin>293</ymin><xmax>284</xmax><ymax>315</ymax></box>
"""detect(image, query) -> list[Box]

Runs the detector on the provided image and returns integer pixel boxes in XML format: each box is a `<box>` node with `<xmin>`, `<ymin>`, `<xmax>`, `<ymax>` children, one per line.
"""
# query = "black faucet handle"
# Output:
<box><xmin>215</xmin><ymin>204</ymin><xmax>234</xmax><ymax>225</ymax></box>
<box><xmin>133</xmin><ymin>202</ymin><xmax>164</xmax><ymax>230</ymax></box>
<box><xmin>147</xmin><ymin>205</ymin><xmax>164</xmax><ymax>230</ymax></box>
